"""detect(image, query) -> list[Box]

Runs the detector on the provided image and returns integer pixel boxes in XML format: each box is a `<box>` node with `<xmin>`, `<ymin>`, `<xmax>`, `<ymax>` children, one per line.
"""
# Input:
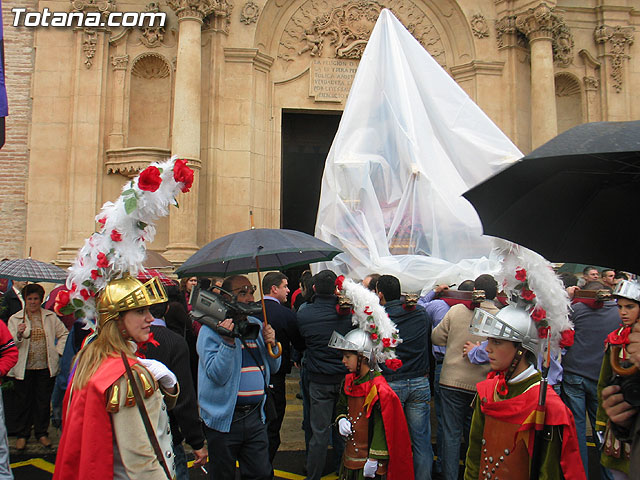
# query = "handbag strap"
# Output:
<box><xmin>120</xmin><ymin>352</ymin><xmax>173</xmax><ymax>480</ymax></box>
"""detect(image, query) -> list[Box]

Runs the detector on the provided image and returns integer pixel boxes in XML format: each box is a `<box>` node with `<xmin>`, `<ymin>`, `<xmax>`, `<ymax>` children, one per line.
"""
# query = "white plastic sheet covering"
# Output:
<box><xmin>314</xmin><ymin>9</ymin><xmax>523</xmax><ymax>292</ymax></box>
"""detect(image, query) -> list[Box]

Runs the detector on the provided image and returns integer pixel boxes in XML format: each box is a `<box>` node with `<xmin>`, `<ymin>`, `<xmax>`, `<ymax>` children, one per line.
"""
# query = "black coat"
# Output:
<box><xmin>0</xmin><ymin>289</ymin><xmax>23</xmax><ymax>323</ymax></box>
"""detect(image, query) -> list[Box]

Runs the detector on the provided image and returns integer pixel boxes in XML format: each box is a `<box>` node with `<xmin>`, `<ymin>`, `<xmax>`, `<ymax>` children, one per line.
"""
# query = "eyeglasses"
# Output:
<box><xmin>233</xmin><ymin>285</ymin><xmax>257</xmax><ymax>295</ymax></box>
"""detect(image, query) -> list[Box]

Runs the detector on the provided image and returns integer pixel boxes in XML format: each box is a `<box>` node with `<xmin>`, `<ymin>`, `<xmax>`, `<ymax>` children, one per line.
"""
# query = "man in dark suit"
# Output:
<box><xmin>0</xmin><ymin>280</ymin><xmax>25</xmax><ymax>323</ymax></box>
<box><xmin>255</xmin><ymin>272</ymin><xmax>305</xmax><ymax>463</ymax></box>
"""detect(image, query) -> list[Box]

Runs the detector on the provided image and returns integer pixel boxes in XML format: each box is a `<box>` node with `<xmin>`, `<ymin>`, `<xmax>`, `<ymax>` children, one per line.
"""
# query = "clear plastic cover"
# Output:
<box><xmin>314</xmin><ymin>10</ymin><xmax>522</xmax><ymax>292</ymax></box>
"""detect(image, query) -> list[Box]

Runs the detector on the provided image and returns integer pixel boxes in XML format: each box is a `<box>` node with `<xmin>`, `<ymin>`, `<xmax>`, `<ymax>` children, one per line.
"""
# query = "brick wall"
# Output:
<box><xmin>0</xmin><ymin>2</ymin><xmax>36</xmax><ymax>259</ymax></box>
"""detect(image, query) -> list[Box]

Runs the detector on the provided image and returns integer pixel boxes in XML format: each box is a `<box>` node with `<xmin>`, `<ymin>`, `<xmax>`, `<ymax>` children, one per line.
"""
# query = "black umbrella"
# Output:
<box><xmin>175</xmin><ymin>228</ymin><xmax>342</xmax><ymax>278</ymax></box>
<box><xmin>463</xmin><ymin>120</ymin><xmax>640</xmax><ymax>274</ymax></box>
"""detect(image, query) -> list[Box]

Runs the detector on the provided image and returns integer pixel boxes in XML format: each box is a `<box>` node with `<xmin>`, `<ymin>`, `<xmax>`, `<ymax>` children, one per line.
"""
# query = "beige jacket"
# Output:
<box><xmin>8</xmin><ymin>307</ymin><xmax>68</xmax><ymax>379</ymax></box>
<box><xmin>431</xmin><ymin>301</ymin><xmax>499</xmax><ymax>392</ymax></box>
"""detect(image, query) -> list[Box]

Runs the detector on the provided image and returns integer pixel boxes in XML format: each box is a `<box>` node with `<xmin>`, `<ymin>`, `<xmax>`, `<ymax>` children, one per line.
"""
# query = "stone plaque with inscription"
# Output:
<box><xmin>310</xmin><ymin>58</ymin><xmax>359</xmax><ymax>102</ymax></box>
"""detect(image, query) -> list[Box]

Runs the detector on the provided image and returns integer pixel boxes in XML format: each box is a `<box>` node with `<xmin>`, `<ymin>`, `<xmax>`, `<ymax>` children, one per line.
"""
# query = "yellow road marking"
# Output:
<box><xmin>10</xmin><ymin>458</ymin><xmax>56</xmax><ymax>473</ymax></box>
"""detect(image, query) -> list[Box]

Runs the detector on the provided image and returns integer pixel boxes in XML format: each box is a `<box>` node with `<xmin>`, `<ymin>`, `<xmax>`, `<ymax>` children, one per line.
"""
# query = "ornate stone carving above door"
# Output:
<box><xmin>278</xmin><ymin>0</ymin><xmax>446</xmax><ymax>68</ymax></box>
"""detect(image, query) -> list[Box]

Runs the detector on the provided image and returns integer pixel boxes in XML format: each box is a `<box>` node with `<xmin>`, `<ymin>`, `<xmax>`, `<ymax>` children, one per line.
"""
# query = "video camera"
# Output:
<box><xmin>189</xmin><ymin>286</ymin><xmax>262</xmax><ymax>340</ymax></box>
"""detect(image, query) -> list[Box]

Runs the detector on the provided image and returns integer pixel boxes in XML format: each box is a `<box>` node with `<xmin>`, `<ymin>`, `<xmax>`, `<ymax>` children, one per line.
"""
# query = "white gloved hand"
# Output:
<box><xmin>363</xmin><ymin>459</ymin><xmax>378</xmax><ymax>478</ymax></box>
<box><xmin>338</xmin><ymin>417</ymin><xmax>352</xmax><ymax>437</ymax></box>
<box><xmin>138</xmin><ymin>358</ymin><xmax>178</xmax><ymax>389</ymax></box>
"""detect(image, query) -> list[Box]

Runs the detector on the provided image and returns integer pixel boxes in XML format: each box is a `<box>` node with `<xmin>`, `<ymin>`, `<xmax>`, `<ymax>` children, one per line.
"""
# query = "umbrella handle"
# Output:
<box><xmin>268</xmin><ymin>342</ymin><xmax>282</xmax><ymax>359</ymax></box>
<box><xmin>610</xmin><ymin>346</ymin><xmax>639</xmax><ymax>376</ymax></box>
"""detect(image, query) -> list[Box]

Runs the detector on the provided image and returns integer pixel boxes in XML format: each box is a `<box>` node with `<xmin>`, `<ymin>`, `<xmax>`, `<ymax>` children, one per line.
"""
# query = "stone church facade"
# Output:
<box><xmin>0</xmin><ymin>0</ymin><xmax>638</xmax><ymax>264</ymax></box>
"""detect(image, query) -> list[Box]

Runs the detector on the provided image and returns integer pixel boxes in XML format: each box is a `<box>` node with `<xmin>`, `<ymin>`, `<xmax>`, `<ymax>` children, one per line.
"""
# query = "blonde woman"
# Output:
<box><xmin>54</xmin><ymin>276</ymin><xmax>180</xmax><ymax>480</ymax></box>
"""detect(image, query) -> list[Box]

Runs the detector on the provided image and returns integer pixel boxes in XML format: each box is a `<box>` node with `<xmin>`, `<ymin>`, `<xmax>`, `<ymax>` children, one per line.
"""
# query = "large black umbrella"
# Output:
<box><xmin>176</xmin><ymin>228</ymin><xmax>343</xmax><ymax>277</ymax></box>
<box><xmin>463</xmin><ymin>120</ymin><xmax>640</xmax><ymax>274</ymax></box>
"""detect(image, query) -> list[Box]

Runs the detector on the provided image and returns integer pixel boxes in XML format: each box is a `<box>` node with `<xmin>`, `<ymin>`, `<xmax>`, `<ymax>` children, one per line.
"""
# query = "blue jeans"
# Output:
<box><xmin>387</xmin><ymin>375</ymin><xmax>433</xmax><ymax>480</ymax></box>
<box><xmin>439</xmin><ymin>387</ymin><xmax>474</xmax><ymax>480</ymax></box>
<box><xmin>173</xmin><ymin>442</ymin><xmax>189</xmax><ymax>480</ymax></box>
<box><xmin>562</xmin><ymin>373</ymin><xmax>613</xmax><ymax>480</ymax></box>
<box><xmin>433</xmin><ymin>362</ymin><xmax>444</xmax><ymax>473</ymax></box>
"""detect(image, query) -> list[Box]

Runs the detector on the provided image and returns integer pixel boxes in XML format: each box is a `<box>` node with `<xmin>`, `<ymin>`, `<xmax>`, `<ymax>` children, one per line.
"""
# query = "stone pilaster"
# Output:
<box><xmin>516</xmin><ymin>3</ymin><xmax>558</xmax><ymax>149</ymax></box>
<box><xmin>594</xmin><ymin>25</ymin><xmax>634</xmax><ymax>94</ymax></box>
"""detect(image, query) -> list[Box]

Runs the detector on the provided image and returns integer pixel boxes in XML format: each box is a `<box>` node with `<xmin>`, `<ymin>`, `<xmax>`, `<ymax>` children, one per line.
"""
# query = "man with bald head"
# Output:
<box><xmin>197</xmin><ymin>274</ymin><xmax>281</xmax><ymax>479</ymax></box>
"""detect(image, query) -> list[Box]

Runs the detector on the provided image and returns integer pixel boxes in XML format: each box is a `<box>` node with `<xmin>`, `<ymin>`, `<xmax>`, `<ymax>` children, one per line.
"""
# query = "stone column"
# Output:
<box><xmin>516</xmin><ymin>3</ymin><xmax>558</xmax><ymax>149</ymax></box>
<box><xmin>164</xmin><ymin>0</ymin><xmax>210</xmax><ymax>262</ymax></box>
<box><xmin>108</xmin><ymin>55</ymin><xmax>129</xmax><ymax>149</ymax></box>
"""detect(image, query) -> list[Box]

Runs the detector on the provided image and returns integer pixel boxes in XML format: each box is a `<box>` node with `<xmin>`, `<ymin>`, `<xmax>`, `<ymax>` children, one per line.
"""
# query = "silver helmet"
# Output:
<box><xmin>470</xmin><ymin>305</ymin><xmax>539</xmax><ymax>354</ymax></box>
<box><xmin>613</xmin><ymin>280</ymin><xmax>640</xmax><ymax>303</ymax></box>
<box><xmin>328</xmin><ymin>329</ymin><xmax>374</xmax><ymax>360</ymax></box>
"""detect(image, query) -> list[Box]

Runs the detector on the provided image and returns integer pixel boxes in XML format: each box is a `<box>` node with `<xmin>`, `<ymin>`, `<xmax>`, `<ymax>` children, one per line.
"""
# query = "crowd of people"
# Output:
<box><xmin>0</xmin><ymin>263</ymin><xmax>638</xmax><ymax>480</ymax></box>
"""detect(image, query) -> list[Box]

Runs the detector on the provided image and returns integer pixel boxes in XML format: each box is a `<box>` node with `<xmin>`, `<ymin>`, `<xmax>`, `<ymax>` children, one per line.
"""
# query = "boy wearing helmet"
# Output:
<box><xmin>329</xmin><ymin>328</ymin><xmax>413</xmax><ymax>480</ymax></box>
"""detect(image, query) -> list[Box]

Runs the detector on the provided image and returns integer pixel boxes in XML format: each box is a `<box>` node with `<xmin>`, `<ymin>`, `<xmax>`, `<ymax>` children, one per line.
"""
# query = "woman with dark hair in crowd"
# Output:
<box><xmin>165</xmin><ymin>285</ymin><xmax>199</xmax><ymax>386</ymax></box>
<box><xmin>8</xmin><ymin>283</ymin><xmax>68</xmax><ymax>450</ymax></box>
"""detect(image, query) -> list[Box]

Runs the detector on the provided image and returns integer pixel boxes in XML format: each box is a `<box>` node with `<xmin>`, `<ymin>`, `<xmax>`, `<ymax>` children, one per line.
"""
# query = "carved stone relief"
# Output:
<box><xmin>111</xmin><ymin>54</ymin><xmax>129</xmax><ymax>70</ymax></box>
<box><xmin>583</xmin><ymin>76</ymin><xmax>599</xmax><ymax>91</ymax></box>
<box><xmin>139</xmin><ymin>2</ymin><xmax>166</xmax><ymax>47</ymax></box>
<box><xmin>131</xmin><ymin>53</ymin><xmax>171</xmax><ymax>78</ymax></box>
<box><xmin>83</xmin><ymin>29</ymin><xmax>98</xmax><ymax>68</ymax></box>
<box><xmin>278</xmin><ymin>0</ymin><xmax>446</xmax><ymax>68</ymax></box>
<box><xmin>495</xmin><ymin>15</ymin><xmax>526</xmax><ymax>49</ymax></box>
<box><xmin>240</xmin><ymin>1</ymin><xmax>259</xmax><ymax>25</ymax></box>
<box><xmin>70</xmin><ymin>0</ymin><xmax>116</xmax><ymax>14</ymax></box>
<box><xmin>470</xmin><ymin>14</ymin><xmax>489</xmax><ymax>39</ymax></box>
<box><xmin>554</xmin><ymin>73</ymin><xmax>580</xmax><ymax>97</ymax></box>
<box><xmin>594</xmin><ymin>25</ymin><xmax>634</xmax><ymax>93</ymax></box>
<box><xmin>515</xmin><ymin>4</ymin><xmax>574</xmax><ymax>66</ymax></box>
<box><xmin>167</xmin><ymin>0</ymin><xmax>232</xmax><ymax>29</ymax></box>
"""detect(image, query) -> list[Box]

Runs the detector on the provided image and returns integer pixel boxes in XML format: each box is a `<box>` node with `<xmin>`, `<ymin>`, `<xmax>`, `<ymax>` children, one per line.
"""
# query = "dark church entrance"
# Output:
<box><xmin>281</xmin><ymin>111</ymin><xmax>341</xmax><ymax>302</ymax></box>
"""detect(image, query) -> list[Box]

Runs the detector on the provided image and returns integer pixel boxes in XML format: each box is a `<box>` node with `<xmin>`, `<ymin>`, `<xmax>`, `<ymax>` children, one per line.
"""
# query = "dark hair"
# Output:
<box><xmin>474</xmin><ymin>274</ymin><xmax>497</xmax><ymax>300</ymax></box>
<box><xmin>22</xmin><ymin>283</ymin><xmax>45</xmax><ymax>302</ymax></box>
<box><xmin>615</xmin><ymin>271</ymin><xmax>629</xmax><ymax>281</ymax></box>
<box><xmin>199</xmin><ymin>278</ymin><xmax>211</xmax><ymax>290</ymax></box>
<box><xmin>179</xmin><ymin>276</ymin><xmax>197</xmax><ymax>292</ymax></box>
<box><xmin>583</xmin><ymin>266</ymin><xmax>598</xmax><ymax>275</ymax></box>
<box><xmin>263</xmin><ymin>272</ymin><xmax>288</xmax><ymax>293</ymax></box>
<box><xmin>376</xmin><ymin>275</ymin><xmax>401</xmax><ymax>302</ymax></box>
<box><xmin>149</xmin><ymin>302</ymin><xmax>168</xmax><ymax>319</ymax></box>
<box><xmin>601</xmin><ymin>269</ymin><xmax>615</xmax><ymax>277</ymax></box>
<box><xmin>364</xmin><ymin>273</ymin><xmax>381</xmax><ymax>292</ymax></box>
<box><xmin>312</xmin><ymin>270</ymin><xmax>337</xmax><ymax>295</ymax></box>
<box><xmin>458</xmin><ymin>280</ymin><xmax>475</xmax><ymax>291</ymax></box>
<box><xmin>557</xmin><ymin>272</ymin><xmax>578</xmax><ymax>288</ymax></box>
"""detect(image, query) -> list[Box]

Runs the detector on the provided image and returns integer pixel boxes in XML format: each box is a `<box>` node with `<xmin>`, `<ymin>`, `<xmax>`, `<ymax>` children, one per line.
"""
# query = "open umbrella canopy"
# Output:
<box><xmin>463</xmin><ymin>120</ymin><xmax>640</xmax><ymax>274</ymax></box>
<box><xmin>137</xmin><ymin>268</ymin><xmax>177</xmax><ymax>287</ymax></box>
<box><xmin>0</xmin><ymin>258</ymin><xmax>68</xmax><ymax>283</ymax></box>
<box><xmin>176</xmin><ymin>228</ymin><xmax>343</xmax><ymax>277</ymax></box>
<box><xmin>143</xmin><ymin>251</ymin><xmax>173</xmax><ymax>269</ymax></box>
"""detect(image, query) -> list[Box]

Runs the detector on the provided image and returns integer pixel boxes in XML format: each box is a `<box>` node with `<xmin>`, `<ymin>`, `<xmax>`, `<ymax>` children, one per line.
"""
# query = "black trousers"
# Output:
<box><xmin>14</xmin><ymin>369</ymin><xmax>55</xmax><ymax>439</ymax></box>
<box><xmin>204</xmin><ymin>407</ymin><xmax>272</xmax><ymax>480</ymax></box>
<box><xmin>267</xmin><ymin>373</ymin><xmax>287</xmax><ymax>463</ymax></box>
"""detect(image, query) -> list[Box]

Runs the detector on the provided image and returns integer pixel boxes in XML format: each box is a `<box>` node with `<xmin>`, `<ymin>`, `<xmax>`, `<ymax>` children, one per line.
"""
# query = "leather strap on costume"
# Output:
<box><xmin>343</xmin><ymin>395</ymin><xmax>370</xmax><ymax>470</ymax></box>
<box><xmin>479</xmin><ymin>416</ymin><xmax>530</xmax><ymax>480</ymax></box>
<box><xmin>120</xmin><ymin>352</ymin><xmax>172</xmax><ymax>480</ymax></box>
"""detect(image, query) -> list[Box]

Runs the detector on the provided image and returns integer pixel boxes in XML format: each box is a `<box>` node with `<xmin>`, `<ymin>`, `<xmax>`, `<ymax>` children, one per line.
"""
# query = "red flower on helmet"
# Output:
<box><xmin>335</xmin><ymin>275</ymin><xmax>345</xmax><ymax>291</ymax></box>
<box><xmin>538</xmin><ymin>326</ymin><xmax>550</xmax><ymax>339</ymax></box>
<box><xmin>385</xmin><ymin>358</ymin><xmax>403</xmax><ymax>371</ymax></box>
<box><xmin>111</xmin><ymin>229</ymin><xmax>122</xmax><ymax>242</ymax></box>
<box><xmin>364</xmin><ymin>306</ymin><xmax>373</xmax><ymax>315</ymax></box>
<box><xmin>531</xmin><ymin>307</ymin><xmax>546</xmax><ymax>323</ymax></box>
<box><xmin>97</xmin><ymin>217</ymin><xmax>107</xmax><ymax>227</ymax></box>
<box><xmin>80</xmin><ymin>289</ymin><xmax>91</xmax><ymax>301</ymax></box>
<box><xmin>382</xmin><ymin>338</ymin><xmax>392</xmax><ymax>348</ymax></box>
<box><xmin>54</xmin><ymin>290</ymin><xmax>70</xmax><ymax>315</ymax></box>
<box><xmin>371</xmin><ymin>333</ymin><xmax>378</xmax><ymax>341</ymax></box>
<box><xmin>96</xmin><ymin>252</ymin><xmax>110</xmax><ymax>268</ymax></box>
<box><xmin>91</xmin><ymin>269</ymin><xmax>101</xmax><ymax>280</ymax></box>
<box><xmin>515</xmin><ymin>268</ymin><xmax>527</xmax><ymax>282</ymax></box>
<box><xmin>173</xmin><ymin>159</ymin><xmax>194</xmax><ymax>193</ymax></box>
<box><xmin>138</xmin><ymin>166</ymin><xmax>162</xmax><ymax>192</ymax></box>
<box><xmin>521</xmin><ymin>288</ymin><xmax>536</xmax><ymax>301</ymax></box>
<box><xmin>559</xmin><ymin>329</ymin><xmax>575</xmax><ymax>348</ymax></box>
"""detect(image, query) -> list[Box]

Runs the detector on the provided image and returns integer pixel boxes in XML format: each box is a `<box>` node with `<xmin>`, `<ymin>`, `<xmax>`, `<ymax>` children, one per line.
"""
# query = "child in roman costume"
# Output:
<box><xmin>595</xmin><ymin>280</ymin><xmax>640</xmax><ymax>479</ymax></box>
<box><xmin>464</xmin><ymin>245</ymin><xmax>586</xmax><ymax>480</ymax></box>
<box><xmin>329</xmin><ymin>277</ymin><xmax>414</xmax><ymax>480</ymax></box>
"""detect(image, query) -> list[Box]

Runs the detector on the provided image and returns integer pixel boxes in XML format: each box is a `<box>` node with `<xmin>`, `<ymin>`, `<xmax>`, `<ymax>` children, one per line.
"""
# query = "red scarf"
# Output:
<box><xmin>606</xmin><ymin>325</ymin><xmax>632</xmax><ymax>347</ymax></box>
<box><xmin>486</xmin><ymin>369</ymin><xmax>509</xmax><ymax>396</ymax></box>
<box><xmin>135</xmin><ymin>331</ymin><xmax>160</xmax><ymax>358</ymax></box>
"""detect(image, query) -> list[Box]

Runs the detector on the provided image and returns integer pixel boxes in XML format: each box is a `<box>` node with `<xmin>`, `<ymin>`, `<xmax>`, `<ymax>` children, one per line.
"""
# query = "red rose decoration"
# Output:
<box><xmin>369</xmin><ymin>324</ymin><xmax>376</xmax><ymax>330</ymax></box>
<box><xmin>80</xmin><ymin>289</ymin><xmax>91</xmax><ymax>301</ymax></box>
<box><xmin>111</xmin><ymin>229</ymin><xmax>122</xmax><ymax>242</ymax></box>
<box><xmin>531</xmin><ymin>307</ymin><xmax>546</xmax><ymax>323</ymax></box>
<box><xmin>559</xmin><ymin>329</ymin><xmax>575</xmax><ymax>348</ymax></box>
<box><xmin>385</xmin><ymin>358</ymin><xmax>403</xmax><ymax>371</ymax></box>
<box><xmin>521</xmin><ymin>288</ymin><xmax>536</xmax><ymax>301</ymax></box>
<box><xmin>364</xmin><ymin>306</ymin><xmax>373</xmax><ymax>315</ymax></box>
<box><xmin>96</xmin><ymin>252</ymin><xmax>110</xmax><ymax>268</ymax></box>
<box><xmin>382</xmin><ymin>338</ymin><xmax>391</xmax><ymax>348</ymax></box>
<box><xmin>54</xmin><ymin>290</ymin><xmax>70</xmax><ymax>315</ymax></box>
<box><xmin>515</xmin><ymin>268</ymin><xmax>527</xmax><ymax>282</ymax></box>
<box><xmin>138</xmin><ymin>166</ymin><xmax>162</xmax><ymax>192</ymax></box>
<box><xmin>371</xmin><ymin>333</ymin><xmax>378</xmax><ymax>341</ymax></box>
<box><xmin>538</xmin><ymin>326</ymin><xmax>550</xmax><ymax>339</ymax></box>
<box><xmin>392</xmin><ymin>338</ymin><xmax>397</xmax><ymax>344</ymax></box>
<box><xmin>97</xmin><ymin>217</ymin><xmax>107</xmax><ymax>227</ymax></box>
<box><xmin>335</xmin><ymin>275</ymin><xmax>345</xmax><ymax>291</ymax></box>
<box><xmin>91</xmin><ymin>269</ymin><xmax>101</xmax><ymax>280</ymax></box>
<box><xmin>173</xmin><ymin>159</ymin><xmax>194</xmax><ymax>193</ymax></box>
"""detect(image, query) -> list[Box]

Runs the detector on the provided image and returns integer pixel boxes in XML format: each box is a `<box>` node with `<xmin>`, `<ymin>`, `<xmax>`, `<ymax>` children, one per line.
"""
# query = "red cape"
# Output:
<box><xmin>476</xmin><ymin>376</ymin><xmax>586</xmax><ymax>480</ymax></box>
<box><xmin>344</xmin><ymin>373</ymin><xmax>414</xmax><ymax>480</ymax></box>
<box><xmin>54</xmin><ymin>355</ymin><xmax>136</xmax><ymax>480</ymax></box>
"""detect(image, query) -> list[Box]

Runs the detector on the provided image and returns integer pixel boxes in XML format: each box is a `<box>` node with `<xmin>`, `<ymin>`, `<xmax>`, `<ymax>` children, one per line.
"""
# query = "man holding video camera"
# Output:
<box><xmin>196</xmin><ymin>274</ymin><xmax>281</xmax><ymax>480</ymax></box>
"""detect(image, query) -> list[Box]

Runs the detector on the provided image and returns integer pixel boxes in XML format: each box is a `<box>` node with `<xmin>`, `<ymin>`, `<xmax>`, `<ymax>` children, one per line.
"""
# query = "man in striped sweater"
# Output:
<box><xmin>0</xmin><ymin>320</ymin><xmax>18</xmax><ymax>479</ymax></box>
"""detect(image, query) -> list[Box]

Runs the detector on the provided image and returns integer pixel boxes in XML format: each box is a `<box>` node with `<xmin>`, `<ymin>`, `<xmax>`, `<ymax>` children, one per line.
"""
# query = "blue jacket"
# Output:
<box><xmin>197</xmin><ymin>317</ymin><xmax>281</xmax><ymax>432</ymax></box>
<box><xmin>297</xmin><ymin>294</ymin><xmax>352</xmax><ymax>384</ymax></box>
<box><xmin>380</xmin><ymin>299</ymin><xmax>430</xmax><ymax>381</ymax></box>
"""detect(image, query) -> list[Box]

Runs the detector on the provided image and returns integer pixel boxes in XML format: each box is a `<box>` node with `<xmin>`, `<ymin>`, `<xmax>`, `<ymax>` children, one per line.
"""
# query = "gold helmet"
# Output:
<box><xmin>97</xmin><ymin>275</ymin><xmax>168</xmax><ymax>328</ymax></box>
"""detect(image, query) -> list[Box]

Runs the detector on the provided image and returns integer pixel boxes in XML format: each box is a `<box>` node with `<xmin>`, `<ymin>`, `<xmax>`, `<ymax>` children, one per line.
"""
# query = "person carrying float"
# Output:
<box><xmin>328</xmin><ymin>276</ymin><xmax>414</xmax><ymax>480</ymax></box>
<box><xmin>53</xmin><ymin>157</ymin><xmax>195</xmax><ymax>480</ymax></box>
<box><xmin>464</xmin><ymin>244</ymin><xmax>585</xmax><ymax>480</ymax></box>
<box><xmin>595</xmin><ymin>279</ymin><xmax>640</xmax><ymax>479</ymax></box>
